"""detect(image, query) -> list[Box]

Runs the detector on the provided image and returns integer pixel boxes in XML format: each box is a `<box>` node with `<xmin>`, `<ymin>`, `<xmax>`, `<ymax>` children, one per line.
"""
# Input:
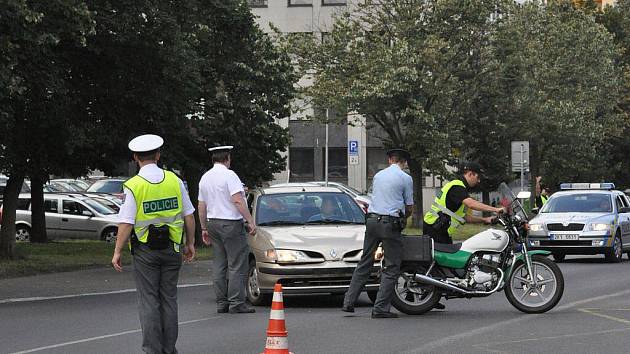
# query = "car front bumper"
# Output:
<box><xmin>256</xmin><ymin>261</ymin><xmax>380</xmax><ymax>294</ymax></box>
<box><xmin>527</xmin><ymin>235</ymin><xmax>612</xmax><ymax>255</ymax></box>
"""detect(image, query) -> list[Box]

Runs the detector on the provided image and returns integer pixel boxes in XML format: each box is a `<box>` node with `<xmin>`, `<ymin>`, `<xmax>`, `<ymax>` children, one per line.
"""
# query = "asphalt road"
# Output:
<box><xmin>2</xmin><ymin>256</ymin><xmax>630</xmax><ymax>354</ymax></box>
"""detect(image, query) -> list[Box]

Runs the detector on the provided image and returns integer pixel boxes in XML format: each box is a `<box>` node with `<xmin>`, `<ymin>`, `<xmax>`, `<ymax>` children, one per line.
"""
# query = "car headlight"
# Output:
<box><xmin>529</xmin><ymin>224</ymin><xmax>543</xmax><ymax>232</ymax></box>
<box><xmin>267</xmin><ymin>249</ymin><xmax>310</xmax><ymax>264</ymax></box>
<box><xmin>589</xmin><ymin>223</ymin><xmax>611</xmax><ymax>232</ymax></box>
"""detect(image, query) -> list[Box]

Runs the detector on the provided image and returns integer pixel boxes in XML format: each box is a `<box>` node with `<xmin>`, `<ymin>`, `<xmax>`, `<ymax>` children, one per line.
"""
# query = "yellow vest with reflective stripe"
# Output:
<box><xmin>536</xmin><ymin>194</ymin><xmax>548</xmax><ymax>209</ymax></box>
<box><xmin>124</xmin><ymin>170</ymin><xmax>184</xmax><ymax>245</ymax></box>
<box><xmin>423</xmin><ymin>179</ymin><xmax>467</xmax><ymax>236</ymax></box>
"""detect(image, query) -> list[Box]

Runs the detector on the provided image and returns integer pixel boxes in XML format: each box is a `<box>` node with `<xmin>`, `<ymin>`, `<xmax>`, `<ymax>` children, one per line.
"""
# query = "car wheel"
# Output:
<box><xmin>247</xmin><ymin>259</ymin><xmax>271</xmax><ymax>306</ymax></box>
<box><xmin>101</xmin><ymin>227</ymin><xmax>117</xmax><ymax>243</ymax></box>
<box><xmin>605</xmin><ymin>232</ymin><xmax>623</xmax><ymax>263</ymax></box>
<box><xmin>15</xmin><ymin>225</ymin><xmax>30</xmax><ymax>242</ymax></box>
<box><xmin>552</xmin><ymin>253</ymin><xmax>565</xmax><ymax>263</ymax></box>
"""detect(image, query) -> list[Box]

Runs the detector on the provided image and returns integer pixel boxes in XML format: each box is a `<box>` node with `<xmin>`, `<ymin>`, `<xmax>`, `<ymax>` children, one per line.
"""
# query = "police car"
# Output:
<box><xmin>528</xmin><ymin>183</ymin><xmax>630</xmax><ymax>262</ymax></box>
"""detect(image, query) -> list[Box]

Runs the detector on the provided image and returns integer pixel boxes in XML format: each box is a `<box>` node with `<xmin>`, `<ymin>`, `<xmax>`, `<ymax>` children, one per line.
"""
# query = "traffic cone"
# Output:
<box><xmin>261</xmin><ymin>283</ymin><xmax>294</xmax><ymax>354</ymax></box>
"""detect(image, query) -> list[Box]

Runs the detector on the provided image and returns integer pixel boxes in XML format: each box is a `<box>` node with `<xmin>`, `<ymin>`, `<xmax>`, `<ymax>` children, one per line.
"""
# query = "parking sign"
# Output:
<box><xmin>348</xmin><ymin>140</ymin><xmax>359</xmax><ymax>156</ymax></box>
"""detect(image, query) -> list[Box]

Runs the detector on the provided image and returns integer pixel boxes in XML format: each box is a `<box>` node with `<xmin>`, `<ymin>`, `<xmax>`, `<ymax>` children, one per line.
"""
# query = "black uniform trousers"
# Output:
<box><xmin>343</xmin><ymin>215</ymin><xmax>402</xmax><ymax>313</ymax></box>
<box><xmin>423</xmin><ymin>220</ymin><xmax>452</xmax><ymax>245</ymax></box>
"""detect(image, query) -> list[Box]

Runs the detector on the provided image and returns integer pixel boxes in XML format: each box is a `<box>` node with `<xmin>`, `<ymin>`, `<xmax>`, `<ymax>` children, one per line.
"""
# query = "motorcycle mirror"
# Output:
<box><xmin>516</xmin><ymin>191</ymin><xmax>531</xmax><ymax>199</ymax></box>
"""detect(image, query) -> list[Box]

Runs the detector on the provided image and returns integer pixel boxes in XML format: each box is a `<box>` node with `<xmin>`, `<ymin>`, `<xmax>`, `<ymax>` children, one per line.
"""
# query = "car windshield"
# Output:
<box><xmin>256</xmin><ymin>192</ymin><xmax>365</xmax><ymax>226</ymax></box>
<box><xmin>82</xmin><ymin>198</ymin><xmax>117</xmax><ymax>215</ymax></box>
<box><xmin>92</xmin><ymin>197</ymin><xmax>120</xmax><ymax>212</ymax></box>
<box><xmin>541</xmin><ymin>193</ymin><xmax>612</xmax><ymax>213</ymax></box>
<box><xmin>87</xmin><ymin>180</ymin><xmax>124</xmax><ymax>193</ymax></box>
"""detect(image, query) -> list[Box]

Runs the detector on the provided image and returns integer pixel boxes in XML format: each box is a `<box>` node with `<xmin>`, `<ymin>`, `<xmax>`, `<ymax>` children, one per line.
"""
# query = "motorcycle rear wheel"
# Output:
<box><xmin>392</xmin><ymin>269</ymin><xmax>442</xmax><ymax>315</ymax></box>
<box><xmin>505</xmin><ymin>255</ymin><xmax>564</xmax><ymax>314</ymax></box>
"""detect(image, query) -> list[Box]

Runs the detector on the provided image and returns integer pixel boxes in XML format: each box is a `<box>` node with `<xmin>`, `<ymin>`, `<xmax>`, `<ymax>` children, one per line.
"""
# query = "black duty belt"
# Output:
<box><xmin>366</xmin><ymin>213</ymin><xmax>398</xmax><ymax>222</ymax></box>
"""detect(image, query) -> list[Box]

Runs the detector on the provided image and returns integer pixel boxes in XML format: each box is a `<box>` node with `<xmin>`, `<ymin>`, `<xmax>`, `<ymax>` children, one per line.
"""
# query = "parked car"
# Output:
<box><xmin>0</xmin><ymin>176</ymin><xmax>31</xmax><ymax>203</ymax></box>
<box><xmin>245</xmin><ymin>185</ymin><xmax>379</xmax><ymax>305</ymax></box>
<box><xmin>528</xmin><ymin>182</ymin><xmax>630</xmax><ymax>262</ymax></box>
<box><xmin>86</xmin><ymin>178</ymin><xmax>127</xmax><ymax>199</ymax></box>
<box><xmin>7</xmin><ymin>193</ymin><xmax>119</xmax><ymax>242</ymax></box>
<box><xmin>51</xmin><ymin>179</ymin><xmax>91</xmax><ymax>191</ymax></box>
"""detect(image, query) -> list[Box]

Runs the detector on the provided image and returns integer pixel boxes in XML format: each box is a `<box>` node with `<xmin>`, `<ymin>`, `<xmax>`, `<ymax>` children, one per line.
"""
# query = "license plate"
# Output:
<box><xmin>551</xmin><ymin>234</ymin><xmax>579</xmax><ymax>241</ymax></box>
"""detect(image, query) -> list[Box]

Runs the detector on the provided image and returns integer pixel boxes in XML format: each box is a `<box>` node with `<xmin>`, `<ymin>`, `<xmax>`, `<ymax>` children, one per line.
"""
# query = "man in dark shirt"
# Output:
<box><xmin>423</xmin><ymin>162</ymin><xmax>504</xmax><ymax>245</ymax></box>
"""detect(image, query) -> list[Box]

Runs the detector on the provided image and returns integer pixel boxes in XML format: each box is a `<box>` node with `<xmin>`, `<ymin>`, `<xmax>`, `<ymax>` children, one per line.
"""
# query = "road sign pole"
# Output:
<box><xmin>520</xmin><ymin>144</ymin><xmax>524</xmax><ymax>192</ymax></box>
<box><xmin>325</xmin><ymin>109</ymin><xmax>329</xmax><ymax>186</ymax></box>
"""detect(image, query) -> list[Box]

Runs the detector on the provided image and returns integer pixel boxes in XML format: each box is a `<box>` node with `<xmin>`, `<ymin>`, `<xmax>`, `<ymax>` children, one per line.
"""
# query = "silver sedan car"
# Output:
<box><xmin>11</xmin><ymin>193</ymin><xmax>119</xmax><ymax>242</ymax></box>
<box><xmin>245</xmin><ymin>185</ymin><xmax>379</xmax><ymax>305</ymax></box>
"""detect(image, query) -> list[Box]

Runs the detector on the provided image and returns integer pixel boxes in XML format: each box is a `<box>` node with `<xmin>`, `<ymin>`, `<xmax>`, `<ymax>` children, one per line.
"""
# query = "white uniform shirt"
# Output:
<box><xmin>198</xmin><ymin>163</ymin><xmax>245</xmax><ymax>220</ymax></box>
<box><xmin>118</xmin><ymin>163</ymin><xmax>195</xmax><ymax>224</ymax></box>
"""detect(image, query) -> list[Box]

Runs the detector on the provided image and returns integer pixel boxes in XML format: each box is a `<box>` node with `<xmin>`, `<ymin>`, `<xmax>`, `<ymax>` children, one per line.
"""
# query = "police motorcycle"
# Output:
<box><xmin>390</xmin><ymin>183</ymin><xmax>564</xmax><ymax>315</ymax></box>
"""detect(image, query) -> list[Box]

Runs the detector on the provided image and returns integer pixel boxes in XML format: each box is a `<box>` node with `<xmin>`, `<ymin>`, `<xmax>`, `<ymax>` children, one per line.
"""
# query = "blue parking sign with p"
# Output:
<box><xmin>349</xmin><ymin>140</ymin><xmax>359</xmax><ymax>155</ymax></box>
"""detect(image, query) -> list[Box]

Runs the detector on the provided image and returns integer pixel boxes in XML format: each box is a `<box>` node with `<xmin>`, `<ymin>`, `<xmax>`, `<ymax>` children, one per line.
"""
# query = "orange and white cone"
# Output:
<box><xmin>261</xmin><ymin>283</ymin><xmax>294</xmax><ymax>354</ymax></box>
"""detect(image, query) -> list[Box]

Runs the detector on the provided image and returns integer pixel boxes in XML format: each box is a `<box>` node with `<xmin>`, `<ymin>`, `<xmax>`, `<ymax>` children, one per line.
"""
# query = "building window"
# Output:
<box><xmin>289</xmin><ymin>148</ymin><xmax>315</xmax><ymax>182</ymax></box>
<box><xmin>323</xmin><ymin>148</ymin><xmax>348</xmax><ymax>183</ymax></box>
<box><xmin>248</xmin><ymin>0</ymin><xmax>268</xmax><ymax>7</ymax></box>
<box><xmin>322</xmin><ymin>0</ymin><xmax>347</xmax><ymax>5</ymax></box>
<box><xmin>289</xmin><ymin>0</ymin><xmax>313</xmax><ymax>6</ymax></box>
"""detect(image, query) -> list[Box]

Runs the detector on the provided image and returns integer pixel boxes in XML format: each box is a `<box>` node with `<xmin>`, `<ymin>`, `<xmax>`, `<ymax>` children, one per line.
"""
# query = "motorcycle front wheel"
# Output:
<box><xmin>505</xmin><ymin>255</ymin><xmax>564</xmax><ymax>314</ymax></box>
<box><xmin>391</xmin><ymin>268</ymin><xmax>442</xmax><ymax>315</ymax></box>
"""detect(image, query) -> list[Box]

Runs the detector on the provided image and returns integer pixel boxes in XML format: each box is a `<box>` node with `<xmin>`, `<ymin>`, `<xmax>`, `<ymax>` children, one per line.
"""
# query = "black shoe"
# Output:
<box><xmin>341</xmin><ymin>305</ymin><xmax>355</xmax><ymax>313</ymax></box>
<box><xmin>371</xmin><ymin>311</ymin><xmax>398</xmax><ymax>319</ymax></box>
<box><xmin>229</xmin><ymin>306</ymin><xmax>256</xmax><ymax>314</ymax></box>
<box><xmin>217</xmin><ymin>306</ymin><xmax>229</xmax><ymax>314</ymax></box>
<box><xmin>434</xmin><ymin>302</ymin><xmax>446</xmax><ymax>310</ymax></box>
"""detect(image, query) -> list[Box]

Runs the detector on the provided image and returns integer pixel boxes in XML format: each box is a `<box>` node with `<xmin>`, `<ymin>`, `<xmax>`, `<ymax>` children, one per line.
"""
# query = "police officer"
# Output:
<box><xmin>198</xmin><ymin>146</ymin><xmax>257</xmax><ymax>314</ymax></box>
<box><xmin>423</xmin><ymin>161</ymin><xmax>503</xmax><ymax>310</ymax></box>
<box><xmin>423</xmin><ymin>161</ymin><xmax>503</xmax><ymax>245</ymax></box>
<box><xmin>342</xmin><ymin>148</ymin><xmax>413</xmax><ymax>319</ymax></box>
<box><xmin>535</xmin><ymin>176</ymin><xmax>550</xmax><ymax>209</ymax></box>
<box><xmin>112</xmin><ymin>134</ymin><xmax>196</xmax><ymax>354</ymax></box>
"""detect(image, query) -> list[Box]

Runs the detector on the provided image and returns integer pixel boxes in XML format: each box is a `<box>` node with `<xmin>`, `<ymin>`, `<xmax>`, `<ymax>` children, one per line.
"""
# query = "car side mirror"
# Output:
<box><xmin>82</xmin><ymin>210</ymin><xmax>94</xmax><ymax>217</ymax></box>
<box><xmin>619</xmin><ymin>207</ymin><xmax>630</xmax><ymax>213</ymax></box>
<box><xmin>530</xmin><ymin>208</ymin><xmax>539</xmax><ymax>215</ymax></box>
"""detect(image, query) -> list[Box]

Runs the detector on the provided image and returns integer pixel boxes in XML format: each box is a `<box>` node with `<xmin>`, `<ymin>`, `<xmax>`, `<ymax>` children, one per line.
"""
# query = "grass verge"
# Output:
<box><xmin>0</xmin><ymin>240</ymin><xmax>212</xmax><ymax>279</ymax></box>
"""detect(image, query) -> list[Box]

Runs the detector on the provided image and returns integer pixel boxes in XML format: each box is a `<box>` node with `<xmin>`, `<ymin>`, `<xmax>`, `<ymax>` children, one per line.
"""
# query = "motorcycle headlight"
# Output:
<box><xmin>529</xmin><ymin>223</ymin><xmax>543</xmax><ymax>232</ymax></box>
<box><xmin>589</xmin><ymin>223</ymin><xmax>611</xmax><ymax>232</ymax></box>
<box><xmin>274</xmin><ymin>249</ymin><xmax>310</xmax><ymax>264</ymax></box>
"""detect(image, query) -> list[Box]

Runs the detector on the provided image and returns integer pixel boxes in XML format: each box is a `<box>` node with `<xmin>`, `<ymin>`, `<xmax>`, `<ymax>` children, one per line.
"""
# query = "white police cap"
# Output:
<box><xmin>208</xmin><ymin>145</ymin><xmax>233</xmax><ymax>152</ymax></box>
<box><xmin>128</xmin><ymin>134</ymin><xmax>164</xmax><ymax>152</ymax></box>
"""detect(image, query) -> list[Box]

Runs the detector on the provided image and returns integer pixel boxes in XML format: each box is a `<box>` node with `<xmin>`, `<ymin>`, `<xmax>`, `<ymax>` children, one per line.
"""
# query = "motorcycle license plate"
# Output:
<box><xmin>551</xmin><ymin>234</ymin><xmax>579</xmax><ymax>241</ymax></box>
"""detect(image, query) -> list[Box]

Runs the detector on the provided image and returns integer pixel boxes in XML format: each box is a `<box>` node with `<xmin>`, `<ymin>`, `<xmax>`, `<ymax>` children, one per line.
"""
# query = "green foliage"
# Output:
<box><xmin>494</xmin><ymin>2</ymin><xmax>624</xmax><ymax>190</ymax></box>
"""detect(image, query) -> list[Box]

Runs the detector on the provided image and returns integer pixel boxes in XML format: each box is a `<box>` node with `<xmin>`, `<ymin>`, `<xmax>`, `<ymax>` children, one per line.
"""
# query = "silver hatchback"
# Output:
<box><xmin>10</xmin><ymin>193</ymin><xmax>119</xmax><ymax>242</ymax></box>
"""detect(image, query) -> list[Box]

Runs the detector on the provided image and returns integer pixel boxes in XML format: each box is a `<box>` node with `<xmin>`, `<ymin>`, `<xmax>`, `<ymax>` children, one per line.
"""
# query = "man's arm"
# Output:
<box><xmin>112</xmin><ymin>223</ymin><xmax>134</xmax><ymax>272</ymax></box>
<box><xmin>535</xmin><ymin>176</ymin><xmax>542</xmax><ymax>196</ymax></box>
<box><xmin>231</xmin><ymin>192</ymin><xmax>256</xmax><ymax>235</ymax></box>
<box><xmin>183</xmin><ymin>214</ymin><xmax>196</xmax><ymax>262</ymax></box>
<box><xmin>198</xmin><ymin>201</ymin><xmax>210</xmax><ymax>245</ymax></box>
<box><xmin>462</xmin><ymin>198</ymin><xmax>503</xmax><ymax>224</ymax></box>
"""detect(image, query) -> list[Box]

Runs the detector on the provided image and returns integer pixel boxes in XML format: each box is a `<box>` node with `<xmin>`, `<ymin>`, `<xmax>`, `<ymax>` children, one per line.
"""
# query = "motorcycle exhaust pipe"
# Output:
<box><xmin>413</xmin><ymin>274</ymin><xmax>473</xmax><ymax>294</ymax></box>
<box><xmin>413</xmin><ymin>268</ymin><xmax>504</xmax><ymax>296</ymax></box>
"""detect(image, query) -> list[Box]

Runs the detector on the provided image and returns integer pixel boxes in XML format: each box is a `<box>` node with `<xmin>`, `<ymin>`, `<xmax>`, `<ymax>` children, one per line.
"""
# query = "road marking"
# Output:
<box><xmin>400</xmin><ymin>287</ymin><xmax>630</xmax><ymax>354</ymax></box>
<box><xmin>8</xmin><ymin>316</ymin><xmax>221</xmax><ymax>354</ymax></box>
<box><xmin>579</xmin><ymin>308</ymin><xmax>630</xmax><ymax>325</ymax></box>
<box><xmin>0</xmin><ymin>282</ymin><xmax>211</xmax><ymax>304</ymax></box>
<box><xmin>472</xmin><ymin>326</ymin><xmax>630</xmax><ymax>350</ymax></box>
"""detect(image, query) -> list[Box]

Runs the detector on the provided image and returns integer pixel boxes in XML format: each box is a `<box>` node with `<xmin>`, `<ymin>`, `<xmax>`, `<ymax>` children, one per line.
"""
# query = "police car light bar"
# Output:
<box><xmin>560</xmin><ymin>183</ymin><xmax>615</xmax><ymax>190</ymax></box>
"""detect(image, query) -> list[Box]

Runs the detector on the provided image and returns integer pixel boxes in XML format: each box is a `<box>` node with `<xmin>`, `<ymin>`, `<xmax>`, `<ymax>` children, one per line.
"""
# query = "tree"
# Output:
<box><xmin>287</xmin><ymin>0</ymin><xmax>509</xmax><ymax>226</ymax></box>
<box><xmin>494</xmin><ymin>1</ymin><xmax>624</xmax><ymax>202</ymax></box>
<box><xmin>0</xmin><ymin>0</ymin><xmax>95</xmax><ymax>256</ymax></box>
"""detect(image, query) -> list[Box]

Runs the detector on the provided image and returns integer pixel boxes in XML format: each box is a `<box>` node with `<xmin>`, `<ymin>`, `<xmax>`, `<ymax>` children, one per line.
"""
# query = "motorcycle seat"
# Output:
<box><xmin>433</xmin><ymin>242</ymin><xmax>462</xmax><ymax>254</ymax></box>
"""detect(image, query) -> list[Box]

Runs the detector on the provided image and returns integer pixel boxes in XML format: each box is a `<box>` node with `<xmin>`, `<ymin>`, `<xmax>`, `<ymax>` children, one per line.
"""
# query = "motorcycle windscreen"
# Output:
<box><xmin>498</xmin><ymin>182</ymin><xmax>529</xmax><ymax>221</ymax></box>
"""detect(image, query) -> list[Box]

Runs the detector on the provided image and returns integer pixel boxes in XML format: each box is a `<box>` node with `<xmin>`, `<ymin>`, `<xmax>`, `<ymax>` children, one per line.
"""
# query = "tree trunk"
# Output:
<box><xmin>407</xmin><ymin>159</ymin><xmax>424</xmax><ymax>228</ymax></box>
<box><xmin>529</xmin><ymin>140</ymin><xmax>540</xmax><ymax>214</ymax></box>
<box><xmin>0</xmin><ymin>174</ymin><xmax>24</xmax><ymax>259</ymax></box>
<box><xmin>183</xmin><ymin>167</ymin><xmax>203</xmax><ymax>247</ymax></box>
<box><xmin>29</xmin><ymin>175</ymin><xmax>48</xmax><ymax>243</ymax></box>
